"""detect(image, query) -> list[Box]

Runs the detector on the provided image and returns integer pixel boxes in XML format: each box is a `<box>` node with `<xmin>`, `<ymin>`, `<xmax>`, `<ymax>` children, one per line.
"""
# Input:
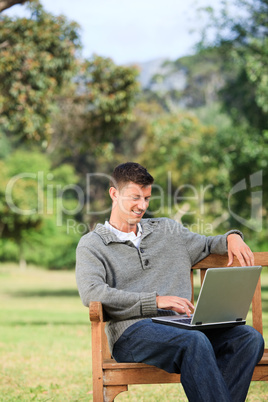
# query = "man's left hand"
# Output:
<box><xmin>227</xmin><ymin>233</ymin><xmax>254</xmax><ymax>267</ymax></box>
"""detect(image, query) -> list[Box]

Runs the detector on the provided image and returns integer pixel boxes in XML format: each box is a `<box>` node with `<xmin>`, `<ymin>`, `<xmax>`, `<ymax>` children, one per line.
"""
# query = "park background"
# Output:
<box><xmin>0</xmin><ymin>0</ymin><xmax>267</xmax><ymax>400</ymax></box>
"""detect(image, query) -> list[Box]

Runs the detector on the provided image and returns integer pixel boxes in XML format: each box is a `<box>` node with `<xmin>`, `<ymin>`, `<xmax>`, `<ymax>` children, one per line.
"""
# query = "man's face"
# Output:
<box><xmin>110</xmin><ymin>182</ymin><xmax>152</xmax><ymax>226</ymax></box>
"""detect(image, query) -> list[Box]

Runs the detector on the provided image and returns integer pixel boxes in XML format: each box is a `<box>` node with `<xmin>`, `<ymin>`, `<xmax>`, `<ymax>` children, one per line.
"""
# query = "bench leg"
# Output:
<box><xmin>104</xmin><ymin>385</ymin><xmax>128</xmax><ymax>401</ymax></box>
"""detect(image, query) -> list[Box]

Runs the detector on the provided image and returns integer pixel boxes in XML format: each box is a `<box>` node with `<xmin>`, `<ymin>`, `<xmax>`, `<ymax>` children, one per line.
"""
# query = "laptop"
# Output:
<box><xmin>152</xmin><ymin>266</ymin><xmax>262</xmax><ymax>330</ymax></box>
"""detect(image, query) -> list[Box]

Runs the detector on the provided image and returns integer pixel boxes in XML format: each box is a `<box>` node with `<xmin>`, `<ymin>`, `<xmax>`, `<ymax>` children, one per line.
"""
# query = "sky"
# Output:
<box><xmin>3</xmin><ymin>0</ymin><xmax>224</xmax><ymax>64</ymax></box>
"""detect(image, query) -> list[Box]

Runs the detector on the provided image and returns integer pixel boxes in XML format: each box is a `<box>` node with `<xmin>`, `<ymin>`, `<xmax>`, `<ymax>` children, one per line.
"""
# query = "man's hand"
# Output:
<box><xmin>156</xmin><ymin>295</ymin><xmax>194</xmax><ymax>317</ymax></box>
<box><xmin>227</xmin><ymin>233</ymin><xmax>254</xmax><ymax>267</ymax></box>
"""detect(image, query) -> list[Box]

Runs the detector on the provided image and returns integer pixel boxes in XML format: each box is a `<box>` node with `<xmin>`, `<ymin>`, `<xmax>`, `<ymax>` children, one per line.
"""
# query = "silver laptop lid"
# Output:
<box><xmin>191</xmin><ymin>266</ymin><xmax>262</xmax><ymax>325</ymax></box>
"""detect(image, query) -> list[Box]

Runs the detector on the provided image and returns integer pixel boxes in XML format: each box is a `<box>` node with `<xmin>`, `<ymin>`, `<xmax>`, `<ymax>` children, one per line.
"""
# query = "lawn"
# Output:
<box><xmin>0</xmin><ymin>264</ymin><xmax>267</xmax><ymax>401</ymax></box>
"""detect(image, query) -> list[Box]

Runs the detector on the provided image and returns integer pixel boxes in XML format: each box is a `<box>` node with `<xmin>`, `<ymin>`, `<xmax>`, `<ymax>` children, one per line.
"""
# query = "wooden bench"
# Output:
<box><xmin>89</xmin><ymin>252</ymin><xmax>268</xmax><ymax>401</ymax></box>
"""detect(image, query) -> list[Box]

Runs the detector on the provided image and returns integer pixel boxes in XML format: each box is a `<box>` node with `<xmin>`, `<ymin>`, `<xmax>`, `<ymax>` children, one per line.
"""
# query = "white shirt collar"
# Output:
<box><xmin>104</xmin><ymin>221</ymin><xmax>142</xmax><ymax>247</ymax></box>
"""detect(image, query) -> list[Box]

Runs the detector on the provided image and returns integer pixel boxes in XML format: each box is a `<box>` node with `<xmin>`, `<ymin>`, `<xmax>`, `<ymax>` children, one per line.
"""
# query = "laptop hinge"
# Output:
<box><xmin>195</xmin><ymin>322</ymin><xmax>202</xmax><ymax>325</ymax></box>
<box><xmin>236</xmin><ymin>318</ymin><xmax>243</xmax><ymax>321</ymax></box>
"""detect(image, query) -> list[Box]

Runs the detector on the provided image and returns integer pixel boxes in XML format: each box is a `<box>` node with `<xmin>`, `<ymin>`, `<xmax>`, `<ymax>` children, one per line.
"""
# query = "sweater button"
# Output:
<box><xmin>144</xmin><ymin>259</ymin><xmax>149</xmax><ymax>266</ymax></box>
<box><xmin>140</xmin><ymin>248</ymin><xmax>145</xmax><ymax>253</ymax></box>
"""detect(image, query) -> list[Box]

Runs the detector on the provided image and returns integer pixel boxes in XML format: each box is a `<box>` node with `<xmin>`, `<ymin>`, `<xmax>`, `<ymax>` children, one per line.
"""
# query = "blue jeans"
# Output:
<box><xmin>113</xmin><ymin>320</ymin><xmax>264</xmax><ymax>402</ymax></box>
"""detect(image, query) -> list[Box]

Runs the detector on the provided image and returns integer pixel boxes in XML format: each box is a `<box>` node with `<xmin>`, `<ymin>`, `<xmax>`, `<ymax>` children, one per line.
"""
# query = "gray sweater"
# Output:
<box><xmin>76</xmin><ymin>217</ymin><xmax>240</xmax><ymax>352</ymax></box>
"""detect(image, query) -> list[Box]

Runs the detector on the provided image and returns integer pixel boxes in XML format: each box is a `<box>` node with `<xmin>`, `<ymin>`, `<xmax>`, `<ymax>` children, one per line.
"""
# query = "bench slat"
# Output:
<box><xmin>192</xmin><ymin>252</ymin><xmax>268</xmax><ymax>269</ymax></box>
<box><xmin>103</xmin><ymin>366</ymin><xmax>181</xmax><ymax>385</ymax></box>
<box><xmin>252</xmin><ymin>277</ymin><xmax>263</xmax><ymax>334</ymax></box>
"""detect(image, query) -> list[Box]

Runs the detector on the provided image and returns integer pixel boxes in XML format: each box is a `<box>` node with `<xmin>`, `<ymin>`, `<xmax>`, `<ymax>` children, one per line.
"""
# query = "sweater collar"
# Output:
<box><xmin>94</xmin><ymin>219</ymin><xmax>158</xmax><ymax>245</ymax></box>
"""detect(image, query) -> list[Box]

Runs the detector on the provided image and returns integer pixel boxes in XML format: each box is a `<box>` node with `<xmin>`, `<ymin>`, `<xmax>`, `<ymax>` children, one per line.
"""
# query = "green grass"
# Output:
<box><xmin>0</xmin><ymin>265</ymin><xmax>92</xmax><ymax>401</ymax></box>
<box><xmin>0</xmin><ymin>264</ymin><xmax>267</xmax><ymax>401</ymax></box>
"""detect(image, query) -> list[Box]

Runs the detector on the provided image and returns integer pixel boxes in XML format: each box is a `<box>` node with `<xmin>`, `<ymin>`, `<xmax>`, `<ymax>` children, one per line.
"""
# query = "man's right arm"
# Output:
<box><xmin>75</xmin><ymin>245</ymin><xmax>158</xmax><ymax>320</ymax></box>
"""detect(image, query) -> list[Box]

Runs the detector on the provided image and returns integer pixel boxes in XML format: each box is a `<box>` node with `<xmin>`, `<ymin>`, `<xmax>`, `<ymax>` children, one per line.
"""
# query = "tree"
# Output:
<box><xmin>47</xmin><ymin>55</ymin><xmax>140</xmax><ymax>159</ymax></box>
<box><xmin>0</xmin><ymin>151</ymin><xmax>49</xmax><ymax>267</ymax></box>
<box><xmin>0</xmin><ymin>150</ymin><xmax>81</xmax><ymax>268</ymax></box>
<box><xmin>0</xmin><ymin>0</ymin><xmax>30</xmax><ymax>13</ymax></box>
<box><xmin>0</xmin><ymin>0</ymin><xmax>81</xmax><ymax>144</ymax></box>
<box><xmin>220</xmin><ymin>38</ymin><xmax>268</xmax><ymax>130</ymax></box>
<box><xmin>74</xmin><ymin>55</ymin><xmax>140</xmax><ymax>151</ymax></box>
<box><xmin>195</xmin><ymin>0</ymin><xmax>268</xmax><ymax>243</ymax></box>
<box><xmin>137</xmin><ymin>110</ymin><xmax>233</xmax><ymax>232</ymax></box>
<box><xmin>198</xmin><ymin>0</ymin><xmax>268</xmax><ymax>131</ymax></box>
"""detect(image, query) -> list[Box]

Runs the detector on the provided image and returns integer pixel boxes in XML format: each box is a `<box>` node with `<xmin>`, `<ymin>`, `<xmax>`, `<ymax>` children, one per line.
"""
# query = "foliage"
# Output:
<box><xmin>138</xmin><ymin>110</ymin><xmax>231</xmax><ymax>229</ymax></box>
<box><xmin>0</xmin><ymin>150</ymin><xmax>81</xmax><ymax>268</ymax></box>
<box><xmin>47</xmin><ymin>55</ymin><xmax>140</xmax><ymax>169</ymax></box>
<box><xmin>176</xmin><ymin>49</ymin><xmax>227</xmax><ymax>108</ymax></box>
<box><xmin>0</xmin><ymin>1</ymin><xmax>141</xmax><ymax>268</ymax></box>
<box><xmin>141</xmin><ymin>47</ymin><xmax>235</xmax><ymax>112</ymax></box>
<box><xmin>0</xmin><ymin>0</ymin><xmax>81</xmax><ymax>144</ymax></box>
<box><xmin>194</xmin><ymin>0</ymin><xmax>268</xmax><ymax>239</ymax></box>
<box><xmin>134</xmin><ymin>101</ymin><xmax>268</xmax><ymax>241</ymax></box>
<box><xmin>220</xmin><ymin>37</ymin><xmax>268</xmax><ymax>130</ymax></box>
<box><xmin>199</xmin><ymin>0</ymin><xmax>268</xmax><ymax>47</ymax></box>
<box><xmin>45</xmin><ymin>55</ymin><xmax>140</xmax><ymax>229</ymax></box>
<box><xmin>0</xmin><ymin>151</ymin><xmax>47</xmax><ymax>240</ymax></box>
<box><xmin>1</xmin><ymin>0</ymin><xmax>267</xmax><ymax>268</ymax></box>
<box><xmin>73</xmin><ymin>54</ymin><xmax>140</xmax><ymax>151</ymax></box>
<box><xmin>198</xmin><ymin>0</ymin><xmax>268</xmax><ymax>131</ymax></box>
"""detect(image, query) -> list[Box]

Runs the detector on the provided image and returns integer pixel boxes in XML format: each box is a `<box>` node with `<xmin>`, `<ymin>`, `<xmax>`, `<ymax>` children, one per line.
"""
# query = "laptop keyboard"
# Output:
<box><xmin>173</xmin><ymin>317</ymin><xmax>192</xmax><ymax>324</ymax></box>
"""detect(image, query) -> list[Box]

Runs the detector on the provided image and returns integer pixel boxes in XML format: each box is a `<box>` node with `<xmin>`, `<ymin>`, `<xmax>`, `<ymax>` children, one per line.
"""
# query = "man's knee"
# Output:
<box><xmin>182</xmin><ymin>330</ymin><xmax>213</xmax><ymax>355</ymax></box>
<box><xmin>238</xmin><ymin>325</ymin><xmax>264</xmax><ymax>360</ymax></box>
<box><xmin>247</xmin><ymin>327</ymin><xmax>264</xmax><ymax>357</ymax></box>
<box><xmin>177</xmin><ymin>331</ymin><xmax>218</xmax><ymax>375</ymax></box>
<box><xmin>242</xmin><ymin>325</ymin><xmax>263</xmax><ymax>343</ymax></box>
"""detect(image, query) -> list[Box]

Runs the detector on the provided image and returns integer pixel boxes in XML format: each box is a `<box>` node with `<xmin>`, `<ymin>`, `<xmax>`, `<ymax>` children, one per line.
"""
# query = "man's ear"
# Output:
<box><xmin>109</xmin><ymin>186</ymin><xmax>118</xmax><ymax>202</ymax></box>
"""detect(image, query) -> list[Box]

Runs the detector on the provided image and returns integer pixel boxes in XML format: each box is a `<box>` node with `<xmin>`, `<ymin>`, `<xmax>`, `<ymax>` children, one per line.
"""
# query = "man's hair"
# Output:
<box><xmin>110</xmin><ymin>162</ymin><xmax>154</xmax><ymax>189</ymax></box>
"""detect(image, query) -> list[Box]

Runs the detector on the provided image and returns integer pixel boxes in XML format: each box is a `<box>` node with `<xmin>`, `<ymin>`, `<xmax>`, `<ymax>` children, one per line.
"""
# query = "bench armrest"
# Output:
<box><xmin>89</xmin><ymin>301</ymin><xmax>104</xmax><ymax>322</ymax></box>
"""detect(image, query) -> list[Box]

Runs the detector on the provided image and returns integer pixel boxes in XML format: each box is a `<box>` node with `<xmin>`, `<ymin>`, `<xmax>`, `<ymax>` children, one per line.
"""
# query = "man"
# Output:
<box><xmin>76</xmin><ymin>162</ymin><xmax>264</xmax><ymax>402</ymax></box>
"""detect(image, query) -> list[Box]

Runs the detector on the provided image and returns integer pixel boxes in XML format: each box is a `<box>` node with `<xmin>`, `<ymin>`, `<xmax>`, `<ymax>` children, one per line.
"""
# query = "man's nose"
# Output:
<box><xmin>137</xmin><ymin>198</ymin><xmax>147</xmax><ymax>210</ymax></box>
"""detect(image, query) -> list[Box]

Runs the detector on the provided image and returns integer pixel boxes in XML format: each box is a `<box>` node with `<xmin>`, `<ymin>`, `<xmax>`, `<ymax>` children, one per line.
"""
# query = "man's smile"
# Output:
<box><xmin>132</xmin><ymin>210</ymin><xmax>144</xmax><ymax>215</ymax></box>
